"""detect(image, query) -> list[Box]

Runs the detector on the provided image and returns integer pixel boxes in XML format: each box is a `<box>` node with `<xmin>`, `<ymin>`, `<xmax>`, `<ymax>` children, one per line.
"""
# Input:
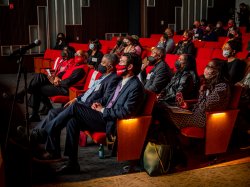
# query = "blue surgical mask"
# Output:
<box><xmin>89</xmin><ymin>43</ymin><xmax>95</xmax><ymax>50</ymax></box>
<box><xmin>222</xmin><ymin>50</ymin><xmax>231</xmax><ymax>58</ymax></box>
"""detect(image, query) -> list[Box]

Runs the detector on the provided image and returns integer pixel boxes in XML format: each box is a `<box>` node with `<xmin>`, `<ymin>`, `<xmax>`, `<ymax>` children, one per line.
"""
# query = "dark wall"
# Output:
<box><xmin>82</xmin><ymin>0</ymin><xmax>129</xmax><ymax>43</ymax></box>
<box><xmin>207</xmin><ymin>0</ymin><xmax>236</xmax><ymax>25</ymax></box>
<box><xmin>0</xmin><ymin>0</ymin><xmax>43</xmax><ymax>45</ymax></box>
<box><xmin>147</xmin><ymin>0</ymin><xmax>182</xmax><ymax>36</ymax></box>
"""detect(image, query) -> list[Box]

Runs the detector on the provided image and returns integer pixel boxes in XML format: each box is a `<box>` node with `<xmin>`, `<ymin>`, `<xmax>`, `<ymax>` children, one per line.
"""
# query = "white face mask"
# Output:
<box><xmin>89</xmin><ymin>43</ymin><xmax>95</xmax><ymax>50</ymax></box>
<box><xmin>222</xmin><ymin>50</ymin><xmax>231</xmax><ymax>58</ymax></box>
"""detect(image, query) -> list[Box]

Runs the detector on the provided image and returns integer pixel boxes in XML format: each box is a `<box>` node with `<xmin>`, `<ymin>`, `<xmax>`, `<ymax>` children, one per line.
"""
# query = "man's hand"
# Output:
<box><xmin>64</xmin><ymin>98</ymin><xmax>77</xmax><ymax>108</ymax></box>
<box><xmin>91</xmin><ymin>102</ymin><xmax>103</xmax><ymax>112</ymax></box>
<box><xmin>48</xmin><ymin>75</ymin><xmax>55</xmax><ymax>84</ymax></box>
<box><xmin>53</xmin><ymin>76</ymin><xmax>61</xmax><ymax>86</ymax></box>
<box><xmin>141</xmin><ymin>57</ymin><xmax>150</xmax><ymax>70</ymax></box>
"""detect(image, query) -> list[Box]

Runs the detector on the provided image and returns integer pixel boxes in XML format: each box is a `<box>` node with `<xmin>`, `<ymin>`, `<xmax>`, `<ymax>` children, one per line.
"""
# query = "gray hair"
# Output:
<box><xmin>103</xmin><ymin>54</ymin><xmax>118</xmax><ymax>65</ymax></box>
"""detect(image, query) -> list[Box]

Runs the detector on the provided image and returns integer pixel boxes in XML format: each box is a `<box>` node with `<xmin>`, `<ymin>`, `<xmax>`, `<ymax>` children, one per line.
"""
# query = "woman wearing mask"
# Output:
<box><xmin>157</xmin><ymin>54</ymin><xmax>199</xmax><ymax>106</ymax></box>
<box><xmin>222</xmin><ymin>40</ymin><xmax>246</xmax><ymax>84</ymax></box>
<box><xmin>121</xmin><ymin>36</ymin><xmax>141</xmax><ymax>56</ymax></box>
<box><xmin>87</xmin><ymin>39</ymin><xmax>104</xmax><ymax>70</ymax></box>
<box><xmin>153</xmin><ymin>58</ymin><xmax>231</xmax><ymax>130</ymax></box>
<box><xmin>54</xmin><ymin>33</ymin><xmax>68</xmax><ymax>50</ymax></box>
<box><xmin>173</xmin><ymin>30</ymin><xmax>196</xmax><ymax>56</ymax></box>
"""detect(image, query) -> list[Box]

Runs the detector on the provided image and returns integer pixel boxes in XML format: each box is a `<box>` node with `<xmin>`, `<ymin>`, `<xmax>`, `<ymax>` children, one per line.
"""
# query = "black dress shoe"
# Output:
<box><xmin>29</xmin><ymin>114</ymin><xmax>41</xmax><ymax>122</ymax></box>
<box><xmin>56</xmin><ymin>162</ymin><xmax>80</xmax><ymax>175</ymax></box>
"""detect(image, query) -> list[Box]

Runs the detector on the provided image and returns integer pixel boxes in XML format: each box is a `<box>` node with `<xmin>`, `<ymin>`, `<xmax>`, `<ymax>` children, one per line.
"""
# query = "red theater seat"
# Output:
<box><xmin>204</xmin><ymin>41</ymin><xmax>223</xmax><ymax>49</ymax></box>
<box><xmin>196</xmin><ymin>48</ymin><xmax>213</xmax><ymax>60</ymax></box>
<box><xmin>180</xmin><ymin>85</ymin><xmax>242</xmax><ymax>155</ymax></box>
<box><xmin>165</xmin><ymin>54</ymin><xmax>179</xmax><ymax>72</ymax></box>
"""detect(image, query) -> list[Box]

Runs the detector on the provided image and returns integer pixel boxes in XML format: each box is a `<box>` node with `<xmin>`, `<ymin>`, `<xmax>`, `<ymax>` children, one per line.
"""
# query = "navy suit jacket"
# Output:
<box><xmin>102</xmin><ymin>76</ymin><xmax>145</xmax><ymax>135</ymax></box>
<box><xmin>77</xmin><ymin>72</ymin><xmax>121</xmax><ymax>107</ymax></box>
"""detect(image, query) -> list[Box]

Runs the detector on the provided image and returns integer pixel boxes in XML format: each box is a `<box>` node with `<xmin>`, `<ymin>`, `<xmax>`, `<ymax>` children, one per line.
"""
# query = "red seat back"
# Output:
<box><xmin>196</xmin><ymin>48</ymin><xmax>213</xmax><ymax>60</ymax></box>
<box><xmin>211</xmin><ymin>49</ymin><xmax>226</xmax><ymax>60</ymax></box>
<box><xmin>193</xmin><ymin>40</ymin><xmax>205</xmax><ymax>48</ymax></box>
<box><xmin>204</xmin><ymin>41</ymin><xmax>223</xmax><ymax>49</ymax></box>
<box><xmin>165</xmin><ymin>54</ymin><xmax>179</xmax><ymax>72</ymax></box>
<box><xmin>83</xmin><ymin>69</ymin><xmax>102</xmax><ymax>92</ymax></box>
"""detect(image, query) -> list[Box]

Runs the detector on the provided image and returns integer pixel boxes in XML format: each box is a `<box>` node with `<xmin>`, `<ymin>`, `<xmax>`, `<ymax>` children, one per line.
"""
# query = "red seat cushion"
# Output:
<box><xmin>84</xmin><ymin>131</ymin><xmax>106</xmax><ymax>145</ymax></box>
<box><xmin>50</xmin><ymin>95</ymin><xmax>69</xmax><ymax>103</ymax></box>
<box><xmin>181</xmin><ymin>127</ymin><xmax>205</xmax><ymax>138</ymax></box>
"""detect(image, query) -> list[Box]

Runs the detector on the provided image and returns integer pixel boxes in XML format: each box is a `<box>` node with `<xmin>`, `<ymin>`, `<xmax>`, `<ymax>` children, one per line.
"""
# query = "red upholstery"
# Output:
<box><xmin>68</xmin><ymin>43</ymin><xmax>89</xmax><ymax>51</ymax></box>
<box><xmin>239</xmin><ymin>26</ymin><xmax>246</xmax><ymax>34</ymax></box>
<box><xmin>236</xmin><ymin>51</ymin><xmax>249</xmax><ymax>59</ymax></box>
<box><xmin>181</xmin><ymin>127</ymin><xmax>204</xmax><ymax>138</ymax></box>
<box><xmin>165</xmin><ymin>54</ymin><xmax>179</xmax><ymax>72</ymax></box>
<box><xmin>34</xmin><ymin>49</ymin><xmax>61</xmax><ymax>73</ymax></box>
<box><xmin>173</xmin><ymin>35</ymin><xmax>183</xmax><ymax>44</ymax></box>
<box><xmin>50</xmin><ymin>95</ymin><xmax>69</xmax><ymax>103</ymax></box>
<box><xmin>196</xmin><ymin>48</ymin><xmax>213</xmax><ymax>60</ymax></box>
<box><xmin>217</xmin><ymin>36</ymin><xmax>228</xmax><ymax>43</ymax></box>
<box><xmin>150</xmin><ymin>34</ymin><xmax>162</xmax><ymax>40</ymax></box>
<box><xmin>204</xmin><ymin>41</ymin><xmax>223</xmax><ymax>49</ymax></box>
<box><xmin>139</xmin><ymin>38</ymin><xmax>158</xmax><ymax>47</ymax></box>
<box><xmin>193</xmin><ymin>40</ymin><xmax>205</xmax><ymax>48</ymax></box>
<box><xmin>211</xmin><ymin>49</ymin><xmax>226</xmax><ymax>60</ymax></box>
<box><xmin>196</xmin><ymin>58</ymin><xmax>210</xmax><ymax>76</ymax></box>
<box><xmin>83</xmin><ymin>69</ymin><xmax>102</xmax><ymax>92</ymax></box>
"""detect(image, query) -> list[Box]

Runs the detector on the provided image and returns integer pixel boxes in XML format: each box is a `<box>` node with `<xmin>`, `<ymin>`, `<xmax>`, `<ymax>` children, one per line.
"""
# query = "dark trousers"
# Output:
<box><xmin>42</xmin><ymin>102</ymin><xmax>106</xmax><ymax>162</ymax></box>
<box><xmin>28</xmin><ymin>73</ymin><xmax>68</xmax><ymax>115</ymax></box>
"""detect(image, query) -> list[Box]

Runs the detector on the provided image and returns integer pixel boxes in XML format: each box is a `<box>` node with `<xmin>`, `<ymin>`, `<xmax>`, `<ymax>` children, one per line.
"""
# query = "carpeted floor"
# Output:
<box><xmin>33</xmin><ymin>157</ymin><xmax>250</xmax><ymax>187</ymax></box>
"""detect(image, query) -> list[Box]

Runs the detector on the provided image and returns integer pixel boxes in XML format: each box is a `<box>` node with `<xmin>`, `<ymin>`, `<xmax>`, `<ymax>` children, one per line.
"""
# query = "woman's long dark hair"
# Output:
<box><xmin>205</xmin><ymin>58</ymin><xmax>230</xmax><ymax>90</ymax></box>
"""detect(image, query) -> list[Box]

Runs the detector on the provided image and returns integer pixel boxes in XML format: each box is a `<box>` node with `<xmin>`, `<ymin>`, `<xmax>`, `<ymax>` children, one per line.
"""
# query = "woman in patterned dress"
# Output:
<box><xmin>153</xmin><ymin>58</ymin><xmax>231</xmax><ymax>129</ymax></box>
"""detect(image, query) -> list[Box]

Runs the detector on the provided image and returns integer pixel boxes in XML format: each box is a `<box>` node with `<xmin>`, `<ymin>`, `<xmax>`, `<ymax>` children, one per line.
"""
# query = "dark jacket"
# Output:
<box><xmin>87</xmin><ymin>50</ymin><xmax>104</xmax><ymax>70</ymax></box>
<box><xmin>141</xmin><ymin>60</ymin><xmax>173</xmax><ymax>94</ymax></box>
<box><xmin>77</xmin><ymin>72</ymin><xmax>121</xmax><ymax>107</ymax></box>
<box><xmin>103</xmin><ymin>76</ymin><xmax>145</xmax><ymax>135</ymax></box>
<box><xmin>173</xmin><ymin>40</ymin><xmax>196</xmax><ymax>56</ymax></box>
<box><xmin>159</xmin><ymin>70</ymin><xmax>194</xmax><ymax>104</ymax></box>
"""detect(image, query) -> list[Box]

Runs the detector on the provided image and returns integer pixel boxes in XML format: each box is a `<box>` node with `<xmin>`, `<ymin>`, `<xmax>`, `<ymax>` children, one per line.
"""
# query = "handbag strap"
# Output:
<box><xmin>153</xmin><ymin>143</ymin><xmax>172</xmax><ymax>174</ymax></box>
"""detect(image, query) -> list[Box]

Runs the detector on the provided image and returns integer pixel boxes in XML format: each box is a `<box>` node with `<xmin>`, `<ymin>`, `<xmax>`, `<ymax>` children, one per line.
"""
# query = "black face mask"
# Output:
<box><xmin>122</xmin><ymin>42</ymin><xmax>128</xmax><ymax>47</ymax></box>
<box><xmin>228</xmin><ymin>33</ymin><xmax>234</xmax><ymax>39</ymax></box>
<box><xmin>175</xmin><ymin>60</ymin><xmax>181</xmax><ymax>70</ymax></box>
<box><xmin>163</xmin><ymin>33</ymin><xmax>169</xmax><ymax>40</ymax></box>
<box><xmin>117</xmin><ymin>41</ymin><xmax>122</xmax><ymax>46</ymax></box>
<box><xmin>147</xmin><ymin>56</ymin><xmax>157</xmax><ymax>65</ymax></box>
<box><xmin>98</xmin><ymin>64</ymin><xmax>107</xmax><ymax>74</ymax></box>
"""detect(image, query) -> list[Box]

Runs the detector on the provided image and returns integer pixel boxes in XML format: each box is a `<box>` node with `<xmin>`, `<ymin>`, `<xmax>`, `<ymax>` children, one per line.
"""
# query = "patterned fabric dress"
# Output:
<box><xmin>154</xmin><ymin>82</ymin><xmax>231</xmax><ymax>129</ymax></box>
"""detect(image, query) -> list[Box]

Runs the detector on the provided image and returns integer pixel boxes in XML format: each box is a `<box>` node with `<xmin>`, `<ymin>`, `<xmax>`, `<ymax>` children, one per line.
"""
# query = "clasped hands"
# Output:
<box><xmin>91</xmin><ymin>102</ymin><xmax>104</xmax><ymax>112</ymax></box>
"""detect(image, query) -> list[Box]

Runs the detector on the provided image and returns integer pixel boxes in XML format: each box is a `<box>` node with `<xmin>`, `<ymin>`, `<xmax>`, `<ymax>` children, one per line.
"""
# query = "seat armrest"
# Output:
<box><xmin>69</xmin><ymin>87</ymin><xmax>85</xmax><ymax>100</ymax></box>
<box><xmin>184</xmin><ymin>99</ymin><xmax>198</xmax><ymax>104</ymax></box>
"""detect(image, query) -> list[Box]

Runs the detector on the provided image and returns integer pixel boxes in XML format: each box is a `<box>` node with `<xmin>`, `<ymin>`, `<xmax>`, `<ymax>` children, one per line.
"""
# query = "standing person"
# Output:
<box><xmin>31</xmin><ymin>53</ymin><xmax>144</xmax><ymax>174</ymax></box>
<box><xmin>87</xmin><ymin>39</ymin><xmax>103</xmax><ymax>70</ymax></box>
<box><xmin>222</xmin><ymin>40</ymin><xmax>246</xmax><ymax>84</ymax></box>
<box><xmin>156</xmin><ymin>28</ymin><xmax>175</xmax><ymax>54</ymax></box>
<box><xmin>140</xmin><ymin>47</ymin><xmax>172</xmax><ymax>94</ymax></box>
<box><xmin>54</xmin><ymin>33</ymin><xmax>68</xmax><ymax>50</ymax></box>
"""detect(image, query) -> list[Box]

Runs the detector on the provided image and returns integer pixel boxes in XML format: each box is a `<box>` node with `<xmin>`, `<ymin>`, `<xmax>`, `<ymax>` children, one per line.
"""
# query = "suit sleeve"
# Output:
<box><xmin>102</xmin><ymin>84</ymin><xmax>144</xmax><ymax>120</ymax></box>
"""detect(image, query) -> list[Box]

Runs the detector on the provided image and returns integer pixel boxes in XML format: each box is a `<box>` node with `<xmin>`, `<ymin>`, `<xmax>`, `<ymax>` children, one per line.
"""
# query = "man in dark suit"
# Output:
<box><xmin>32</xmin><ymin>54</ymin><xmax>121</xmax><ymax>131</ymax></box>
<box><xmin>33</xmin><ymin>53</ymin><xmax>145</xmax><ymax>174</ymax></box>
<box><xmin>140</xmin><ymin>47</ymin><xmax>172</xmax><ymax>94</ymax></box>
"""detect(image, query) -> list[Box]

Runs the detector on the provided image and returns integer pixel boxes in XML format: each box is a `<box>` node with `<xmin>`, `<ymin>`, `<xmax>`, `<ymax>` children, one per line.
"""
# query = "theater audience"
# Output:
<box><xmin>87</xmin><ymin>38</ymin><xmax>103</xmax><ymax>70</ymax></box>
<box><xmin>27</xmin><ymin>48</ymin><xmax>88</xmax><ymax>122</ymax></box>
<box><xmin>54</xmin><ymin>33</ymin><xmax>68</xmax><ymax>50</ymax></box>
<box><xmin>192</xmin><ymin>20</ymin><xmax>204</xmax><ymax>40</ymax></box>
<box><xmin>214</xmin><ymin>21</ymin><xmax>227</xmax><ymax>37</ymax></box>
<box><xmin>157</xmin><ymin>54</ymin><xmax>199</xmax><ymax>106</ymax></box>
<box><xmin>202</xmin><ymin>24</ymin><xmax>217</xmax><ymax>41</ymax></box>
<box><xmin>122</xmin><ymin>36</ymin><xmax>141</xmax><ymax>56</ymax></box>
<box><xmin>156</xmin><ymin>28</ymin><xmax>175</xmax><ymax>54</ymax></box>
<box><xmin>227</xmin><ymin>27</ymin><xmax>243</xmax><ymax>52</ymax></box>
<box><xmin>31</xmin><ymin>53</ymin><xmax>121</xmax><ymax>140</ymax></box>
<box><xmin>222</xmin><ymin>40</ymin><xmax>246</xmax><ymax>84</ymax></box>
<box><xmin>110</xmin><ymin>36</ymin><xmax>124</xmax><ymax>55</ymax></box>
<box><xmin>131</xmin><ymin>35</ymin><xmax>143</xmax><ymax>56</ymax></box>
<box><xmin>30</xmin><ymin>53</ymin><xmax>144</xmax><ymax>174</ymax></box>
<box><xmin>140</xmin><ymin>47</ymin><xmax>172</xmax><ymax>94</ymax></box>
<box><xmin>173</xmin><ymin>30</ymin><xmax>196</xmax><ymax>56</ymax></box>
<box><xmin>226</xmin><ymin>19</ymin><xmax>236</xmax><ymax>36</ymax></box>
<box><xmin>153</xmin><ymin>58</ymin><xmax>231</xmax><ymax>130</ymax></box>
